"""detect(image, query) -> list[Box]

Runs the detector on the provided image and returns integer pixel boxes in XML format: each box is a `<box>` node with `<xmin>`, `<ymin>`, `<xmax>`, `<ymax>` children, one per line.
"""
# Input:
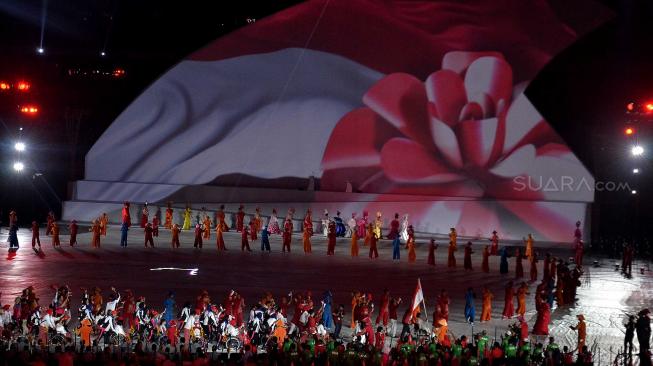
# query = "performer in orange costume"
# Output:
<box><xmin>79</xmin><ymin>317</ymin><xmax>93</xmax><ymax>347</ymax></box>
<box><xmin>51</xmin><ymin>222</ymin><xmax>61</xmax><ymax>247</ymax></box>
<box><xmin>90</xmin><ymin>219</ymin><xmax>101</xmax><ymax>248</ymax></box>
<box><xmin>236</xmin><ymin>205</ymin><xmax>245</xmax><ymax>232</ymax></box>
<box><xmin>524</xmin><ymin>233</ymin><xmax>534</xmax><ymax>259</ymax></box>
<box><xmin>447</xmin><ymin>240</ymin><xmax>456</xmax><ymax>268</ymax></box>
<box><xmin>427</xmin><ymin>238</ymin><xmax>437</xmax><ymax>266</ymax></box>
<box><xmin>516</xmin><ymin>282</ymin><xmax>529</xmax><ymax>316</ymax></box>
<box><xmin>449</xmin><ymin>228</ymin><xmax>457</xmax><ymax>249</ymax></box>
<box><xmin>164</xmin><ymin>202</ymin><xmax>173</xmax><ymax>229</ymax></box>
<box><xmin>482</xmin><ymin>246</ymin><xmax>490</xmax><ymax>273</ymax></box>
<box><xmin>327</xmin><ymin>220</ymin><xmax>336</xmax><ymax>255</ymax></box>
<box><xmin>100</xmin><ymin>213</ymin><xmax>108</xmax><ymax>236</ymax></box>
<box><xmin>502</xmin><ymin>281</ymin><xmax>515</xmax><ymax>319</ymax></box>
<box><xmin>490</xmin><ymin>230</ymin><xmax>499</xmax><ymax>255</ymax></box>
<box><xmin>216</xmin><ymin>224</ymin><xmax>226</xmax><ymax>251</ymax></box>
<box><xmin>202</xmin><ymin>215</ymin><xmax>212</xmax><ymax>240</ymax></box>
<box><xmin>406</xmin><ymin>226</ymin><xmax>416</xmax><ymax>262</ymax></box>
<box><xmin>464</xmin><ymin>241</ymin><xmax>473</xmax><ymax>270</ymax></box>
<box><xmin>217</xmin><ymin>205</ymin><xmax>229</xmax><ymax>232</ymax></box>
<box><xmin>350</xmin><ymin>225</ymin><xmax>359</xmax><ymax>257</ymax></box>
<box><xmin>152</xmin><ymin>214</ymin><xmax>159</xmax><ymax>237</ymax></box>
<box><xmin>480</xmin><ymin>287</ymin><xmax>493</xmax><ymax>322</ymax></box>
<box><xmin>303</xmin><ymin>209</ymin><xmax>312</xmax><ymax>253</ymax></box>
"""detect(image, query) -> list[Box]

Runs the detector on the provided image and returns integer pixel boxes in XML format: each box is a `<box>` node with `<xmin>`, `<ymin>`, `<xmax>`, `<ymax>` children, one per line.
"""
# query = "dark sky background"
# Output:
<box><xmin>0</xmin><ymin>0</ymin><xmax>651</xmax><ymax>240</ymax></box>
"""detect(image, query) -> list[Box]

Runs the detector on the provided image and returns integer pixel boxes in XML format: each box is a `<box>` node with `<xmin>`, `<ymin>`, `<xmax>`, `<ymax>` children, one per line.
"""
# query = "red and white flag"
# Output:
<box><xmin>410</xmin><ymin>278</ymin><xmax>424</xmax><ymax>320</ymax></box>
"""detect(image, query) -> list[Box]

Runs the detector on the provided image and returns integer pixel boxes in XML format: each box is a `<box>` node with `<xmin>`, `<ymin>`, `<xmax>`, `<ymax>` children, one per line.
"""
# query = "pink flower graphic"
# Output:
<box><xmin>321</xmin><ymin>51</ymin><xmax>592</xmax><ymax>240</ymax></box>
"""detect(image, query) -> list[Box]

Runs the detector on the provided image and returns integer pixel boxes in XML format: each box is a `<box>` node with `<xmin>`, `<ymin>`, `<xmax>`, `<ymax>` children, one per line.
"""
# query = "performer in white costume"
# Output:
<box><xmin>399</xmin><ymin>214</ymin><xmax>409</xmax><ymax>243</ymax></box>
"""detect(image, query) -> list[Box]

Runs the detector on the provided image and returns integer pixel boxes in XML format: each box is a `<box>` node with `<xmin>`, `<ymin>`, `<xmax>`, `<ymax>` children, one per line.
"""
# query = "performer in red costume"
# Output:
<box><xmin>490</xmin><ymin>230</ymin><xmax>499</xmax><ymax>255</ymax></box>
<box><xmin>375</xmin><ymin>289</ymin><xmax>390</xmax><ymax>327</ymax></box>
<box><xmin>144</xmin><ymin>223</ymin><xmax>154</xmax><ymax>248</ymax></box>
<box><xmin>51</xmin><ymin>222</ymin><xmax>61</xmax><ymax>247</ymax></box>
<box><xmin>140</xmin><ymin>203</ymin><xmax>149</xmax><ymax>228</ymax></box>
<box><xmin>303</xmin><ymin>209</ymin><xmax>313</xmax><ymax>253</ymax></box>
<box><xmin>216</xmin><ymin>224</ymin><xmax>226</xmax><ymax>251</ymax></box>
<box><xmin>427</xmin><ymin>239</ymin><xmax>437</xmax><ymax>266</ymax></box>
<box><xmin>574</xmin><ymin>240</ymin><xmax>584</xmax><ymax>266</ymax></box>
<box><xmin>327</xmin><ymin>220</ymin><xmax>336</xmax><ymax>255</ymax></box>
<box><xmin>236</xmin><ymin>205</ymin><xmax>245</xmax><ymax>232</ymax></box>
<box><xmin>386</xmin><ymin>213</ymin><xmax>400</xmax><ymax>240</ymax></box>
<box><xmin>68</xmin><ymin>220</ymin><xmax>78</xmax><ymax>246</ymax></box>
<box><xmin>122</xmin><ymin>201</ymin><xmax>131</xmax><ymax>227</ymax></box>
<box><xmin>45</xmin><ymin>211</ymin><xmax>54</xmax><ymax>236</ymax></box>
<box><xmin>283</xmin><ymin>218</ymin><xmax>293</xmax><ymax>252</ymax></box>
<box><xmin>502</xmin><ymin>281</ymin><xmax>515</xmax><ymax>319</ymax></box>
<box><xmin>241</xmin><ymin>225</ymin><xmax>251</xmax><ymax>251</ymax></box>
<box><xmin>31</xmin><ymin>221</ymin><xmax>41</xmax><ymax>250</ymax></box>
<box><xmin>90</xmin><ymin>219</ymin><xmax>101</xmax><ymax>248</ymax></box>
<box><xmin>532</xmin><ymin>297</ymin><xmax>550</xmax><ymax>336</ymax></box>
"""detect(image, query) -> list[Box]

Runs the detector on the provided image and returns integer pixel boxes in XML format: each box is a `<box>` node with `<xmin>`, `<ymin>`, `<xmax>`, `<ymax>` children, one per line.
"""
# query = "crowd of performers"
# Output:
<box><xmin>14</xmin><ymin>205</ymin><xmax>591</xmax><ymax>267</ymax></box>
<box><xmin>3</xmin><ymin>267</ymin><xmax>643</xmax><ymax>366</ymax></box>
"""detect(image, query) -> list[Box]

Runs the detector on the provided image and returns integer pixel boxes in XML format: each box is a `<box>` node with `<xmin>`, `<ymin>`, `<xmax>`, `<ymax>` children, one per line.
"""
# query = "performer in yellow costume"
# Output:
<box><xmin>182</xmin><ymin>207</ymin><xmax>192</xmax><ymax>230</ymax></box>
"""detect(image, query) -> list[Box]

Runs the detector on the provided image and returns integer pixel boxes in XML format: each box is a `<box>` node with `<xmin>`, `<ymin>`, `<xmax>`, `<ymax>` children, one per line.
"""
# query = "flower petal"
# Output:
<box><xmin>363</xmin><ymin>73</ymin><xmax>434</xmax><ymax>149</ymax></box>
<box><xmin>442</xmin><ymin>51</ymin><xmax>505</xmax><ymax>75</ymax></box>
<box><xmin>502</xmin><ymin>93</ymin><xmax>547</xmax><ymax>153</ymax></box>
<box><xmin>459</xmin><ymin>102</ymin><xmax>484</xmax><ymax>121</ymax></box>
<box><xmin>430</xmin><ymin>117</ymin><xmax>463</xmax><ymax>168</ymax></box>
<box><xmin>381</xmin><ymin>137</ymin><xmax>466</xmax><ymax>184</ymax></box>
<box><xmin>464</xmin><ymin>56</ymin><xmax>513</xmax><ymax>107</ymax></box>
<box><xmin>457</xmin><ymin>118</ymin><xmax>499</xmax><ymax>167</ymax></box>
<box><xmin>467</xmin><ymin>92</ymin><xmax>495</xmax><ymax>118</ymax></box>
<box><xmin>424</xmin><ymin>70</ymin><xmax>467</xmax><ymax>126</ymax></box>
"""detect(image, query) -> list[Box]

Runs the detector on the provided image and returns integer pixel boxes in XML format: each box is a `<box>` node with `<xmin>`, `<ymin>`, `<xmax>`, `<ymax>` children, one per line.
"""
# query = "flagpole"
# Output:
<box><xmin>420</xmin><ymin>278</ymin><xmax>428</xmax><ymax>324</ymax></box>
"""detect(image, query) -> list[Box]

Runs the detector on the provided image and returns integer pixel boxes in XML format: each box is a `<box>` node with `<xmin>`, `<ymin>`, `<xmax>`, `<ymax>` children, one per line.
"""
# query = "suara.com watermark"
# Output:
<box><xmin>513</xmin><ymin>176</ymin><xmax>632</xmax><ymax>192</ymax></box>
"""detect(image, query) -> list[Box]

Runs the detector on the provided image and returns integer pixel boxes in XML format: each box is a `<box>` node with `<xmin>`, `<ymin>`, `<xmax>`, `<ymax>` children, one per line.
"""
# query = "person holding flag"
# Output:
<box><xmin>401</xmin><ymin>279</ymin><xmax>425</xmax><ymax>339</ymax></box>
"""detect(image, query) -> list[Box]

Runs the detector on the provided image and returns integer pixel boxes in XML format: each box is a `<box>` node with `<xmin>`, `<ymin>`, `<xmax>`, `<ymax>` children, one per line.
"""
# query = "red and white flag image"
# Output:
<box><xmin>410</xmin><ymin>278</ymin><xmax>425</xmax><ymax>320</ymax></box>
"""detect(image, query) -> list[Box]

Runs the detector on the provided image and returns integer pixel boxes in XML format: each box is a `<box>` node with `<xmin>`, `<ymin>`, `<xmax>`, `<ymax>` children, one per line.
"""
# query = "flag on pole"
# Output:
<box><xmin>411</xmin><ymin>278</ymin><xmax>424</xmax><ymax>320</ymax></box>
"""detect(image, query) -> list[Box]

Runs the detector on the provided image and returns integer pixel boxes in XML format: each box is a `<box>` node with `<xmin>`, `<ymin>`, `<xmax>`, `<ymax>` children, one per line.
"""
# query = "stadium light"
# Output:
<box><xmin>36</xmin><ymin>47</ymin><xmax>44</xmax><ymax>54</ymax></box>
<box><xmin>632</xmin><ymin>145</ymin><xmax>644</xmax><ymax>156</ymax></box>
<box><xmin>19</xmin><ymin>105</ymin><xmax>39</xmax><ymax>115</ymax></box>
<box><xmin>631</xmin><ymin>190</ymin><xmax>637</xmax><ymax>195</ymax></box>
<box><xmin>625</xmin><ymin>127</ymin><xmax>635</xmax><ymax>136</ymax></box>
<box><xmin>16</xmin><ymin>81</ymin><xmax>30</xmax><ymax>91</ymax></box>
<box><xmin>13</xmin><ymin>162</ymin><xmax>24</xmax><ymax>172</ymax></box>
<box><xmin>633</xmin><ymin>168</ymin><xmax>640</xmax><ymax>174</ymax></box>
<box><xmin>0</xmin><ymin>82</ymin><xmax>10</xmax><ymax>90</ymax></box>
<box><xmin>14</xmin><ymin>142</ymin><xmax>26</xmax><ymax>152</ymax></box>
<box><xmin>646</xmin><ymin>103</ymin><xmax>653</xmax><ymax>112</ymax></box>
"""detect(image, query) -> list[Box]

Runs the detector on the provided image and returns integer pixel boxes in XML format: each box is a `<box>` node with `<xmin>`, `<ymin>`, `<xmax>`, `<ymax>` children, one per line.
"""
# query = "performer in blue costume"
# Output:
<box><xmin>260</xmin><ymin>226</ymin><xmax>271</xmax><ymax>252</ymax></box>
<box><xmin>392</xmin><ymin>236</ymin><xmax>401</xmax><ymax>260</ymax></box>
<box><xmin>500</xmin><ymin>247</ymin><xmax>510</xmax><ymax>274</ymax></box>
<box><xmin>163</xmin><ymin>292</ymin><xmax>175</xmax><ymax>325</ymax></box>
<box><xmin>322</xmin><ymin>291</ymin><xmax>333</xmax><ymax>329</ymax></box>
<box><xmin>464</xmin><ymin>287</ymin><xmax>476</xmax><ymax>324</ymax></box>
<box><xmin>334</xmin><ymin>211</ymin><xmax>346</xmax><ymax>237</ymax></box>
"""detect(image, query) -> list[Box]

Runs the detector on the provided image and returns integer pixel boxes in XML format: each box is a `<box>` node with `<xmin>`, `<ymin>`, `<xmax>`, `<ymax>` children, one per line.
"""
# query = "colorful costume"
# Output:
<box><xmin>369</xmin><ymin>230</ymin><xmax>378</xmax><ymax>259</ymax></box>
<box><xmin>447</xmin><ymin>241</ymin><xmax>456</xmax><ymax>268</ymax></box>
<box><xmin>373</xmin><ymin>211</ymin><xmax>382</xmax><ymax>239</ymax></box>
<box><xmin>516</xmin><ymin>283</ymin><xmax>528</xmax><ymax>316</ymax></box>
<box><xmin>260</xmin><ymin>226</ymin><xmax>270</xmax><ymax>252</ymax></box>
<box><xmin>322</xmin><ymin>210</ymin><xmax>330</xmax><ymax>237</ymax></box>
<box><xmin>51</xmin><ymin>223</ymin><xmax>60</xmax><ymax>247</ymax></box>
<box><xmin>449</xmin><ymin>228</ymin><xmax>457</xmax><ymax>249</ymax></box>
<box><xmin>182</xmin><ymin>207</ymin><xmax>192</xmax><ymax>230</ymax></box>
<box><xmin>46</xmin><ymin>211</ymin><xmax>54</xmax><ymax>236</ymax></box>
<box><xmin>254</xmin><ymin>207</ymin><xmax>262</xmax><ymax>234</ymax></box>
<box><xmin>249</xmin><ymin>218</ymin><xmax>257</xmax><ymax>241</ymax></box>
<box><xmin>407</xmin><ymin>236</ymin><xmax>416</xmax><ymax>262</ymax></box>
<box><xmin>217</xmin><ymin>205</ymin><xmax>229</xmax><ymax>232</ymax></box>
<box><xmin>303</xmin><ymin>210</ymin><xmax>312</xmax><ymax>253</ymax></box>
<box><xmin>532</xmin><ymin>300</ymin><xmax>550</xmax><ymax>335</ymax></box>
<box><xmin>100</xmin><ymin>213</ymin><xmax>109</xmax><ymax>236</ymax></box>
<box><xmin>464</xmin><ymin>288</ymin><xmax>475</xmax><ymax>323</ymax></box>
<box><xmin>283</xmin><ymin>219</ymin><xmax>292</xmax><ymax>252</ymax></box>
<box><xmin>122</xmin><ymin>202</ymin><xmax>131</xmax><ymax>226</ymax></box>
<box><xmin>216</xmin><ymin>225</ymin><xmax>226</xmax><ymax>250</ymax></box>
<box><xmin>152</xmin><ymin>215</ymin><xmax>159</xmax><ymax>237</ymax></box>
<box><xmin>267</xmin><ymin>209</ymin><xmax>281</xmax><ymax>235</ymax></box>
<box><xmin>524</xmin><ymin>234</ymin><xmax>534</xmax><ymax>259</ymax></box>
<box><xmin>334</xmin><ymin>211</ymin><xmax>346</xmax><ymax>237</ymax></box>
<box><xmin>347</xmin><ymin>213</ymin><xmax>357</xmax><ymax>238</ymax></box>
<box><xmin>202</xmin><ymin>216</ymin><xmax>212</xmax><ymax>240</ymax></box>
<box><xmin>91</xmin><ymin>220</ymin><xmax>101</xmax><ymax>248</ymax></box>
